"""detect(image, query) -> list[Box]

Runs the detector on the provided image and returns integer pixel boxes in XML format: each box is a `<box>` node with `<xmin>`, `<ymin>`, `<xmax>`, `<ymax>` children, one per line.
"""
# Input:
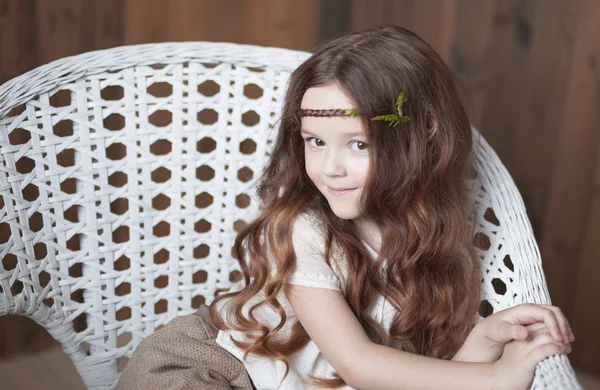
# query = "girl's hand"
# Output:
<box><xmin>454</xmin><ymin>303</ymin><xmax>575</xmax><ymax>363</ymax></box>
<box><xmin>493</xmin><ymin>322</ymin><xmax>572</xmax><ymax>390</ymax></box>
<box><xmin>482</xmin><ymin>303</ymin><xmax>574</xmax><ymax>345</ymax></box>
<box><xmin>477</xmin><ymin>303</ymin><xmax>574</xmax><ymax>361</ymax></box>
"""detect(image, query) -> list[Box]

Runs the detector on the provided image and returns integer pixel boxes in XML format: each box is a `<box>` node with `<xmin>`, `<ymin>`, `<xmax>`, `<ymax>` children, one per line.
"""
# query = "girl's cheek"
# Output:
<box><xmin>349</xmin><ymin>156</ymin><xmax>370</xmax><ymax>185</ymax></box>
<box><xmin>304</xmin><ymin>157</ymin><xmax>320</xmax><ymax>184</ymax></box>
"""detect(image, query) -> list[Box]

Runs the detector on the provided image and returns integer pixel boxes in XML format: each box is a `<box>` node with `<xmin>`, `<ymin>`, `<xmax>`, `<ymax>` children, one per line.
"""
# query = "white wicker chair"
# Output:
<box><xmin>0</xmin><ymin>42</ymin><xmax>582</xmax><ymax>389</ymax></box>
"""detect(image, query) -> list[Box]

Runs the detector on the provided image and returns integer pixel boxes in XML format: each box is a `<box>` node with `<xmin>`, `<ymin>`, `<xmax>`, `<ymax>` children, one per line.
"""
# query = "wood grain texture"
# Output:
<box><xmin>506</xmin><ymin>0</ymin><xmax>577</xmax><ymax>243</ymax></box>
<box><xmin>123</xmin><ymin>0</ymin><xmax>319</xmax><ymax>50</ymax></box>
<box><xmin>0</xmin><ymin>0</ymin><xmax>598</xmax><ymax>375</ymax></box>
<box><xmin>34</xmin><ymin>0</ymin><xmax>123</xmax><ymax>63</ymax></box>
<box><xmin>543</xmin><ymin>0</ymin><xmax>600</xmax><ymax>370</ymax></box>
<box><xmin>537</xmin><ymin>0</ymin><xmax>593</xmax><ymax>314</ymax></box>
<box><xmin>0</xmin><ymin>0</ymin><xmax>39</xmax><ymax>84</ymax></box>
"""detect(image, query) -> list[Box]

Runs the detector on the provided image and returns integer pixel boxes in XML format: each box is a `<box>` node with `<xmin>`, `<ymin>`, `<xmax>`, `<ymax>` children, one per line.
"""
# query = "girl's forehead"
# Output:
<box><xmin>300</xmin><ymin>84</ymin><xmax>364</xmax><ymax>135</ymax></box>
<box><xmin>301</xmin><ymin>116</ymin><xmax>364</xmax><ymax>136</ymax></box>
<box><xmin>300</xmin><ymin>84</ymin><xmax>356</xmax><ymax>109</ymax></box>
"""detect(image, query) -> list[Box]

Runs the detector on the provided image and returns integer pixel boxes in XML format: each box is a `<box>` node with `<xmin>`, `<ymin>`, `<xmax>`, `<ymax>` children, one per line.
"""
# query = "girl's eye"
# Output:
<box><xmin>305</xmin><ymin>137</ymin><xmax>368</xmax><ymax>152</ymax></box>
<box><xmin>351</xmin><ymin>141</ymin><xmax>369</xmax><ymax>152</ymax></box>
<box><xmin>306</xmin><ymin>137</ymin><xmax>325</xmax><ymax>147</ymax></box>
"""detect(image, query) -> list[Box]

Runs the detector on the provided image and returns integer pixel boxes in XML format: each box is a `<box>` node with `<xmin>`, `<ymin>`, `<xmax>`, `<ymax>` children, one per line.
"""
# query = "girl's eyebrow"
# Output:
<box><xmin>300</xmin><ymin>128</ymin><xmax>365</xmax><ymax>138</ymax></box>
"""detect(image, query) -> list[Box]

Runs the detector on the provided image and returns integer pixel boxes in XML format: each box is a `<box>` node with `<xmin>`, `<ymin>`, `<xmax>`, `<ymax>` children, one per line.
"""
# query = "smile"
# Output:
<box><xmin>327</xmin><ymin>187</ymin><xmax>357</xmax><ymax>197</ymax></box>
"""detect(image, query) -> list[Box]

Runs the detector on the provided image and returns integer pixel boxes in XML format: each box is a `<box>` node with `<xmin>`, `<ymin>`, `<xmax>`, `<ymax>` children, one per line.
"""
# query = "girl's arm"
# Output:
<box><xmin>283</xmin><ymin>284</ymin><xmax>496</xmax><ymax>390</ymax></box>
<box><xmin>350</xmin><ymin>342</ymin><xmax>494</xmax><ymax>390</ymax></box>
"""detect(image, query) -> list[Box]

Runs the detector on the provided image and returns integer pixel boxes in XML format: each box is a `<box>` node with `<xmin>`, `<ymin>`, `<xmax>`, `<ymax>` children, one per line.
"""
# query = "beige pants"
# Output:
<box><xmin>117</xmin><ymin>304</ymin><xmax>256</xmax><ymax>390</ymax></box>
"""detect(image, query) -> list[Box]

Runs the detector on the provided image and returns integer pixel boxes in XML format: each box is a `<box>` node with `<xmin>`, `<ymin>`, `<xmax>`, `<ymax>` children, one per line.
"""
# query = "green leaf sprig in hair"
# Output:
<box><xmin>344</xmin><ymin>108</ymin><xmax>360</xmax><ymax>117</ymax></box>
<box><xmin>371</xmin><ymin>90</ymin><xmax>411</xmax><ymax>127</ymax></box>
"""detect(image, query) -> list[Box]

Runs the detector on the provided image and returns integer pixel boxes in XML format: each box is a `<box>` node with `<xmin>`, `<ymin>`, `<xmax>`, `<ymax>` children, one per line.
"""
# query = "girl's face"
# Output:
<box><xmin>300</xmin><ymin>83</ymin><xmax>369</xmax><ymax>220</ymax></box>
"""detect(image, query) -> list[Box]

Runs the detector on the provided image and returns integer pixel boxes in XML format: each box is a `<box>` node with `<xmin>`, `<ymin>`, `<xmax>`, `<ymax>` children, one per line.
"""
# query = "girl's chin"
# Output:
<box><xmin>328</xmin><ymin>206</ymin><xmax>360</xmax><ymax>220</ymax></box>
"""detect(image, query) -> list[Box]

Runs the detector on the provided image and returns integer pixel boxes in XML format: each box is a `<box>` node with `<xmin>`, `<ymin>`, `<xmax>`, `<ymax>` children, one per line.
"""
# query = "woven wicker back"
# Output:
<box><xmin>0</xmin><ymin>42</ymin><xmax>580</xmax><ymax>389</ymax></box>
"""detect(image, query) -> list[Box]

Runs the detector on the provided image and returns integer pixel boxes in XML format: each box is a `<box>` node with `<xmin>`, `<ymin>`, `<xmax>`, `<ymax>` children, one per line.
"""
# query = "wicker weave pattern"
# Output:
<box><xmin>0</xmin><ymin>42</ymin><xmax>581</xmax><ymax>389</ymax></box>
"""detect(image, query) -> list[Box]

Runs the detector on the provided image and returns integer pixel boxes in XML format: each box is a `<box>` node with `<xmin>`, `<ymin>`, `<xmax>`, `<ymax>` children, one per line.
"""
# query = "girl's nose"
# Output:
<box><xmin>322</xmin><ymin>149</ymin><xmax>346</xmax><ymax>177</ymax></box>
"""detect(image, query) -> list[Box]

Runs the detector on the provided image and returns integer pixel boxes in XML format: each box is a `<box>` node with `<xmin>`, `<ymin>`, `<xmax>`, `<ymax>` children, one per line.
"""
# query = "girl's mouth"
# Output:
<box><xmin>328</xmin><ymin>187</ymin><xmax>357</xmax><ymax>197</ymax></box>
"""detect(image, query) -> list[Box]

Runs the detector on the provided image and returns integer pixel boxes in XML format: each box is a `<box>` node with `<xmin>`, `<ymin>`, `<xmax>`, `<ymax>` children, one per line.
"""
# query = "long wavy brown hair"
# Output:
<box><xmin>209</xmin><ymin>25</ymin><xmax>481</xmax><ymax>389</ymax></box>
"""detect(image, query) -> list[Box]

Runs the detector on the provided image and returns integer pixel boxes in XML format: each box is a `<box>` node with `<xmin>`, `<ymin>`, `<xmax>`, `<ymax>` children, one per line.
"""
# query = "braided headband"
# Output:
<box><xmin>299</xmin><ymin>108</ymin><xmax>353</xmax><ymax>117</ymax></box>
<box><xmin>300</xmin><ymin>91</ymin><xmax>411</xmax><ymax>127</ymax></box>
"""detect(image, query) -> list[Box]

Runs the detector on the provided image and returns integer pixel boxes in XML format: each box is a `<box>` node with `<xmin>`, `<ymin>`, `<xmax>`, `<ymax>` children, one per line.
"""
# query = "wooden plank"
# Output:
<box><xmin>35</xmin><ymin>0</ymin><xmax>123</xmax><ymax>64</ymax></box>
<box><xmin>0</xmin><ymin>0</ymin><xmax>39</xmax><ymax>84</ymax></box>
<box><xmin>446</xmin><ymin>0</ymin><xmax>498</xmax><ymax>131</ymax></box>
<box><xmin>317</xmin><ymin>0</ymin><xmax>350</xmax><ymax>44</ymax></box>
<box><xmin>348</xmin><ymin>0</ymin><xmax>419</xmax><ymax>33</ymax></box>
<box><xmin>506</xmin><ymin>0</ymin><xmax>581</xmax><ymax>244</ymax></box>
<box><xmin>123</xmin><ymin>0</ymin><xmax>207</xmax><ymax>44</ymax></box>
<box><xmin>124</xmin><ymin>0</ymin><xmax>320</xmax><ymax>50</ymax></box>
<box><xmin>564</xmin><ymin>0</ymin><xmax>600</xmax><ymax>372</ymax></box>
<box><xmin>347</xmin><ymin>0</ymin><xmax>457</xmax><ymax>62</ymax></box>
<box><xmin>476</xmin><ymin>0</ymin><xmax>533</xmax><ymax>164</ymax></box>
<box><xmin>572</xmin><ymin>165</ymin><xmax>600</xmax><ymax>371</ymax></box>
<box><xmin>348</xmin><ymin>0</ymin><xmax>391</xmax><ymax>31</ymax></box>
<box><xmin>237</xmin><ymin>0</ymin><xmax>320</xmax><ymax>50</ymax></box>
<box><xmin>410</xmin><ymin>0</ymin><xmax>457</xmax><ymax>64</ymax></box>
<box><xmin>539</xmin><ymin>0</ymin><xmax>599</xmax><ymax>322</ymax></box>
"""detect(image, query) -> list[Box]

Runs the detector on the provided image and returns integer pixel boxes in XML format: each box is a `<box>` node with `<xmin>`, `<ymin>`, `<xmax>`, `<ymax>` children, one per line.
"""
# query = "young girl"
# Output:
<box><xmin>118</xmin><ymin>25</ymin><xmax>574</xmax><ymax>390</ymax></box>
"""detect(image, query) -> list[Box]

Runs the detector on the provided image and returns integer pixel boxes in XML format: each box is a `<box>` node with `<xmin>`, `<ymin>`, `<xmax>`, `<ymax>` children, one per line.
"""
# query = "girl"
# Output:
<box><xmin>118</xmin><ymin>25</ymin><xmax>574</xmax><ymax>390</ymax></box>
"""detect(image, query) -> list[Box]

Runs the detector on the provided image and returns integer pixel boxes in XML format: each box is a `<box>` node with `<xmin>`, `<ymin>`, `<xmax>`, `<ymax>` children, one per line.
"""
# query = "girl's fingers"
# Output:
<box><xmin>527</xmin><ymin>332</ymin><xmax>556</xmax><ymax>349</ymax></box>
<box><xmin>524</xmin><ymin>326</ymin><xmax>571</xmax><ymax>367</ymax></box>
<box><xmin>527</xmin><ymin>323</ymin><xmax>572</xmax><ymax>357</ymax></box>
<box><xmin>528</xmin><ymin>341</ymin><xmax>570</xmax><ymax>367</ymax></box>
<box><xmin>511</xmin><ymin>322</ymin><xmax>549</xmax><ymax>341</ymax></box>
<box><xmin>529</xmin><ymin>332</ymin><xmax>570</xmax><ymax>356</ymax></box>
<box><xmin>526</xmin><ymin>322</ymin><xmax>549</xmax><ymax>334</ymax></box>
<box><xmin>505</xmin><ymin>304</ymin><xmax>563</xmax><ymax>343</ymax></box>
<box><xmin>506</xmin><ymin>324</ymin><xmax>528</xmax><ymax>341</ymax></box>
<box><xmin>537</xmin><ymin>304</ymin><xmax>575</xmax><ymax>342</ymax></box>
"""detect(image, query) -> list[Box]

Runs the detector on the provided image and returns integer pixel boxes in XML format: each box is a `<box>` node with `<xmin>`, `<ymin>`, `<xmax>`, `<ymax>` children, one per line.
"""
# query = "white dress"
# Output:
<box><xmin>215</xmin><ymin>212</ymin><xmax>401</xmax><ymax>389</ymax></box>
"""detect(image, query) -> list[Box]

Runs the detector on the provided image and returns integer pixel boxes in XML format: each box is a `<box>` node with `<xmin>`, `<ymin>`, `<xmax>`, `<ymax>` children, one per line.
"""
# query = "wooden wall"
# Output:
<box><xmin>1</xmin><ymin>0</ymin><xmax>599</xmax><ymax>374</ymax></box>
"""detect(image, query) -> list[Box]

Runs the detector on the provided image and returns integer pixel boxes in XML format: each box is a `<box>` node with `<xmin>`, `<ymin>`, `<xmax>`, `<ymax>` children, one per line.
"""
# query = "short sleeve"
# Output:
<box><xmin>285</xmin><ymin>214</ymin><xmax>342</xmax><ymax>291</ymax></box>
